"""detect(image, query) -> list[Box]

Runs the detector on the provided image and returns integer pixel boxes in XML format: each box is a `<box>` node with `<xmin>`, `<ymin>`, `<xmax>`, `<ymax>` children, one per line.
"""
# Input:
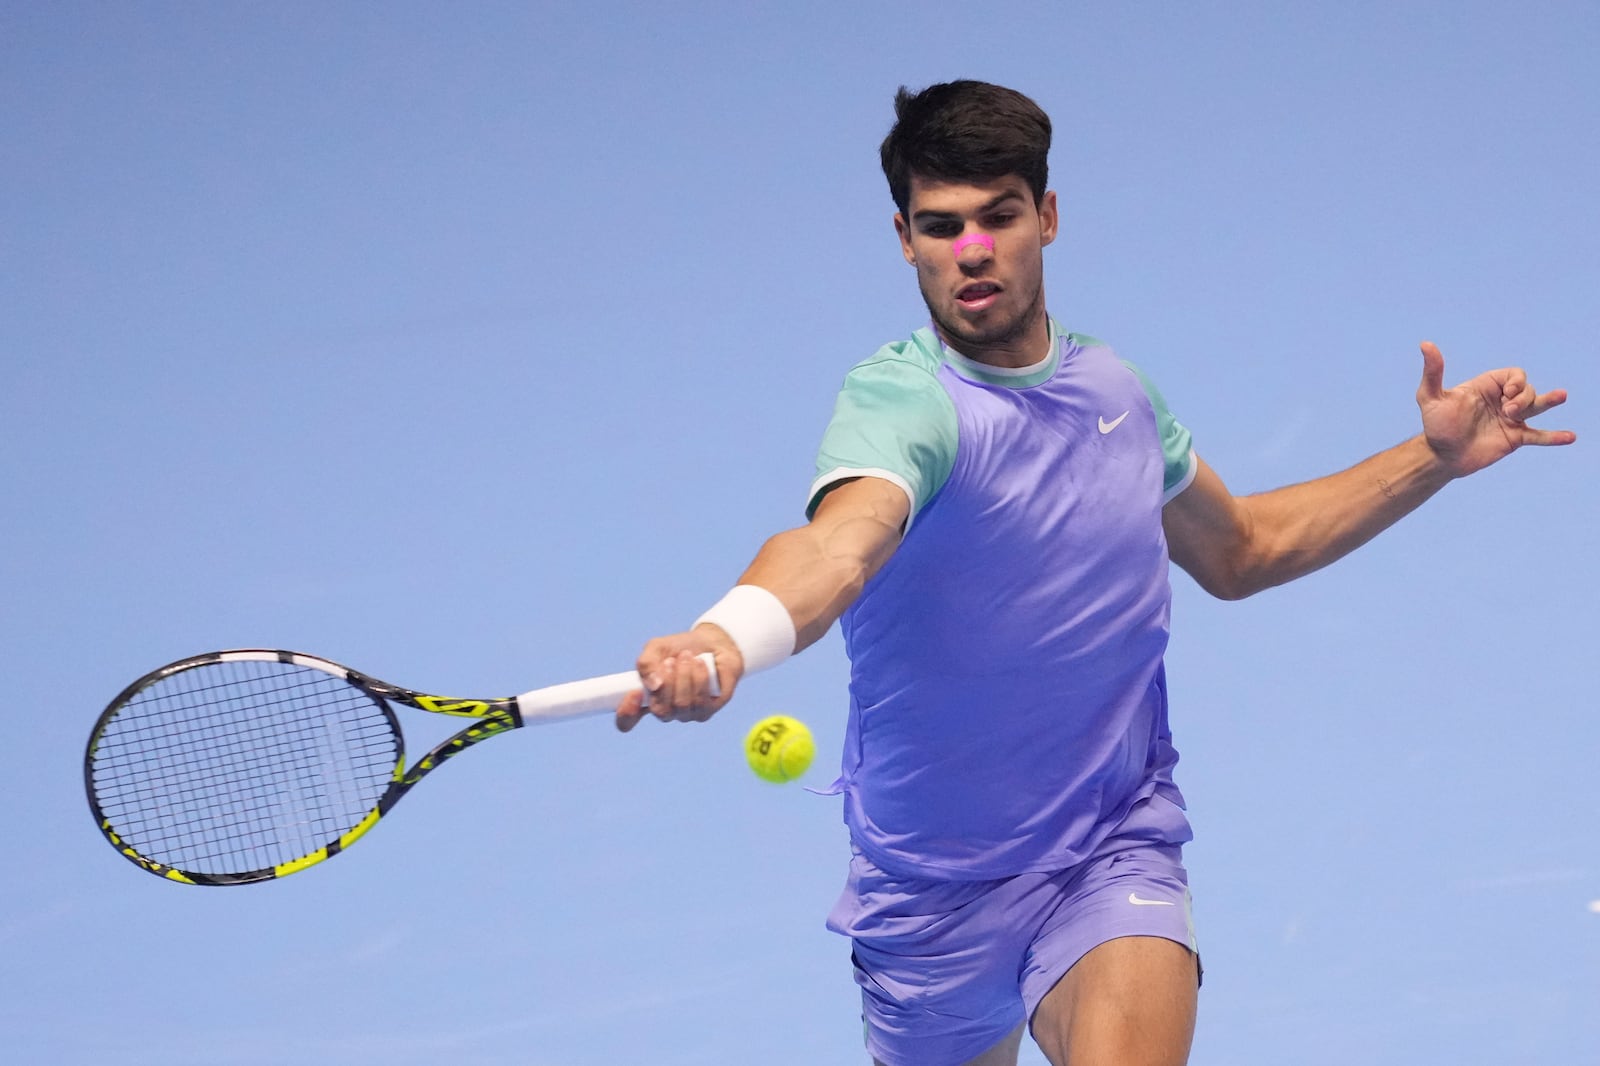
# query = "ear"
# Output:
<box><xmin>893</xmin><ymin>212</ymin><xmax>916</xmax><ymax>265</ymax></box>
<box><xmin>1037</xmin><ymin>190</ymin><xmax>1059</xmax><ymax>248</ymax></box>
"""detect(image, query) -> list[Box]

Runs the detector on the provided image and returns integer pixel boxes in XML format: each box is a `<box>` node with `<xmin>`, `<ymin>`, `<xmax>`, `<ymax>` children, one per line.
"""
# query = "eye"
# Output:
<box><xmin>985</xmin><ymin>212</ymin><xmax>1018</xmax><ymax>228</ymax></box>
<box><xmin>923</xmin><ymin>221</ymin><xmax>962</xmax><ymax>239</ymax></box>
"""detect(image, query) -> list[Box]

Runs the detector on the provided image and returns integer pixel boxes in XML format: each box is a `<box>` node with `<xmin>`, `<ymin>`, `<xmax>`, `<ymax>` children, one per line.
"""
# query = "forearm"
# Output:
<box><xmin>1230</xmin><ymin>434</ymin><xmax>1454</xmax><ymax>594</ymax></box>
<box><xmin>623</xmin><ymin>478</ymin><xmax>904</xmax><ymax>729</ymax></box>
<box><xmin>733</xmin><ymin>502</ymin><xmax>900</xmax><ymax>651</ymax></box>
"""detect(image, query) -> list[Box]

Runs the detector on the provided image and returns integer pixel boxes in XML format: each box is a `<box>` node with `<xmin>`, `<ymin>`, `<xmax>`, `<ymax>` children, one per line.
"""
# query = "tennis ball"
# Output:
<box><xmin>744</xmin><ymin>715</ymin><xmax>815</xmax><ymax>784</ymax></box>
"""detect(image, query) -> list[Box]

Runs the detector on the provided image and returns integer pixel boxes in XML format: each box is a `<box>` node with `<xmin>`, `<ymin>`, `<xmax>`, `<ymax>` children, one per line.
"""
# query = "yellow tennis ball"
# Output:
<box><xmin>744</xmin><ymin>715</ymin><xmax>815</xmax><ymax>784</ymax></box>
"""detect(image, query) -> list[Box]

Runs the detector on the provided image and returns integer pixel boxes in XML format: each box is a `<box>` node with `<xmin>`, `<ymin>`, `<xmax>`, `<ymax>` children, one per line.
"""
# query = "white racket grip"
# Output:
<box><xmin>513</xmin><ymin>652</ymin><xmax>720</xmax><ymax>722</ymax></box>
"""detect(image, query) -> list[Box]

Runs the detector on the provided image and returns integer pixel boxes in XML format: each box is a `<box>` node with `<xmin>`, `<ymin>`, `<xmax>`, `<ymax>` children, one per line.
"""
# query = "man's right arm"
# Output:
<box><xmin>616</xmin><ymin>475</ymin><xmax>908</xmax><ymax>731</ymax></box>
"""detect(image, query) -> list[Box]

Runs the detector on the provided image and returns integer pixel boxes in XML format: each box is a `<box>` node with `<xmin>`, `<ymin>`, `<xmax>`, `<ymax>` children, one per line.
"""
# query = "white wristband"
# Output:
<box><xmin>694</xmin><ymin>585</ymin><xmax>796</xmax><ymax>676</ymax></box>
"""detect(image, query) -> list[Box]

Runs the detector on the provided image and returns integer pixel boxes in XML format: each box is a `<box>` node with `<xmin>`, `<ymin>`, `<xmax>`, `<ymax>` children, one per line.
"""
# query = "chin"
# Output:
<box><xmin>941</xmin><ymin>312</ymin><xmax>1025</xmax><ymax>349</ymax></box>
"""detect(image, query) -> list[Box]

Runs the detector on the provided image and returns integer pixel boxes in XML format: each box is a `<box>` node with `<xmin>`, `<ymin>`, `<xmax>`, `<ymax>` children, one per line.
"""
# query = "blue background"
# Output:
<box><xmin>3</xmin><ymin>4</ymin><xmax>1594</xmax><ymax>1063</ymax></box>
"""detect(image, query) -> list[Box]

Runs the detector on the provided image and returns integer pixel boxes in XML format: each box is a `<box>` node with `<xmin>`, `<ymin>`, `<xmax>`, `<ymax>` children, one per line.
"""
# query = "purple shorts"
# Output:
<box><xmin>827</xmin><ymin>807</ymin><xmax>1198</xmax><ymax>1066</ymax></box>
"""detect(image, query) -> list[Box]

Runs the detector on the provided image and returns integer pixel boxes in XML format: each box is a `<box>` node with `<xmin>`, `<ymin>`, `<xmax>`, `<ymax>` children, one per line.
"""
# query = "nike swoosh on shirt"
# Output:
<box><xmin>1098</xmin><ymin>412</ymin><xmax>1129</xmax><ymax>434</ymax></box>
<box><xmin>1128</xmin><ymin>891</ymin><xmax>1175</xmax><ymax>906</ymax></box>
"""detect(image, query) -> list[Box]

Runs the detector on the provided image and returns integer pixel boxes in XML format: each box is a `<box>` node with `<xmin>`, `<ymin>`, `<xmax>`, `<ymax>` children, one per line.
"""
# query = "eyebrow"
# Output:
<box><xmin>910</xmin><ymin>189</ymin><xmax>1027</xmax><ymax>223</ymax></box>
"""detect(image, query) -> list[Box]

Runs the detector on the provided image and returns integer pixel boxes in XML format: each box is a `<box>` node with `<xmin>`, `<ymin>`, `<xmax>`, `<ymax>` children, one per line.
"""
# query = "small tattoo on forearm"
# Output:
<box><xmin>1377</xmin><ymin>478</ymin><xmax>1396</xmax><ymax>499</ymax></box>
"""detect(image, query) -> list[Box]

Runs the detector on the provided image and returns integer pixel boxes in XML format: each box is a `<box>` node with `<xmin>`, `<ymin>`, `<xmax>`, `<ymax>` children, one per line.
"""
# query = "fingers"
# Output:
<box><xmin>1416</xmin><ymin>341</ymin><xmax>1446</xmax><ymax>402</ymax></box>
<box><xmin>1497</xmin><ymin>371</ymin><xmax>1576</xmax><ymax>444</ymax></box>
<box><xmin>652</xmin><ymin>649</ymin><xmax>719</xmax><ymax>722</ymax></box>
<box><xmin>1498</xmin><ymin>368</ymin><xmax>1536</xmax><ymax>419</ymax></box>
<box><xmin>618</xmin><ymin>638</ymin><xmax>735</xmax><ymax>732</ymax></box>
<box><xmin>1416</xmin><ymin>340</ymin><xmax>1576</xmax><ymax>448</ymax></box>
<box><xmin>1508</xmin><ymin>383</ymin><xmax>1569</xmax><ymax>422</ymax></box>
<box><xmin>615</xmin><ymin>689</ymin><xmax>646</xmax><ymax>733</ymax></box>
<box><xmin>1517</xmin><ymin>425</ymin><xmax>1579</xmax><ymax>447</ymax></box>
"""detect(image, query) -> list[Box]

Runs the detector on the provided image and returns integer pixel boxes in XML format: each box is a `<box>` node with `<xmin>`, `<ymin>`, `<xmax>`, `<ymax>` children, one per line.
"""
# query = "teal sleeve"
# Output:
<box><xmin>1122</xmin><ymin>360</ymin><xmax>1197</xmax><ymax>501</ymax></box>
<box><xmin>807</xmin><ymin>352</ymin><xmax>959</xmax><ymax>521</ymax></box>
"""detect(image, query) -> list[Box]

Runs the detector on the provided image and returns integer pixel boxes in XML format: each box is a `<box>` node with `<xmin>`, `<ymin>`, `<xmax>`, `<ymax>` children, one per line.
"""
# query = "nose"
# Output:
<box><xmin>952</xmin><ymin>231</ymin><xmax>994</xmax><ymax>265</ymax></box>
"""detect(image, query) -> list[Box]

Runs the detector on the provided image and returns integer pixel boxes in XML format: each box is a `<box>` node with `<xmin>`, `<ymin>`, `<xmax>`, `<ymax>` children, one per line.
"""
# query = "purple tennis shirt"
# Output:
<box><xmin>808</xmin><ymin>320</ymin><xmax>1197</xmax><ymax>879</ymax></box>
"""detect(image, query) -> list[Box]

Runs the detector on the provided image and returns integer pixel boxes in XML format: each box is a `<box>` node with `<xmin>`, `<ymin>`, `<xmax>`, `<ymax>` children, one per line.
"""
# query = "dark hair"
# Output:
<box><xmin>879</xmin><ymin>80</ymin><xmax>1052</xmax><ymax>218</ymax></box>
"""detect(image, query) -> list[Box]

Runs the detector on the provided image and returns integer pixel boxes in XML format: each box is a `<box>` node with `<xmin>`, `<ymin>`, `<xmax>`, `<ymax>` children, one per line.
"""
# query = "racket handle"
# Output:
<box><xmin>515</xmin><ymin>652</ymin><xmax>720</xmax><ymax>722</ymax></box>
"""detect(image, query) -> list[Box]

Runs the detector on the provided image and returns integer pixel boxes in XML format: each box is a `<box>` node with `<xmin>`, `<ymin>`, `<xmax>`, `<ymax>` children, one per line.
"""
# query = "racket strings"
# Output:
<box><xmin>90</xmin><ymin>660</ymin><xmax>399</xmax><ymax>876</ymax></box>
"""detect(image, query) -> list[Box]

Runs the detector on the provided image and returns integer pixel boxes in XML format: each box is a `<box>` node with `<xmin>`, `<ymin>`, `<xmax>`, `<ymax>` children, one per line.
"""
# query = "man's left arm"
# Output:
<box><xmin>1164</xmin><ymin>341</ymin><xmax>1576</xmax><ymax>601</ymax></box>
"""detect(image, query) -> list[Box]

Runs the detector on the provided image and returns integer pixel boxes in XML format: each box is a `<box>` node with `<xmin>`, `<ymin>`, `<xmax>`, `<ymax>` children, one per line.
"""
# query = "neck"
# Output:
<box><xmin>936</xmin><ymin>304</ymin><xmax>1053</xmax><ymax>369</ymax></box>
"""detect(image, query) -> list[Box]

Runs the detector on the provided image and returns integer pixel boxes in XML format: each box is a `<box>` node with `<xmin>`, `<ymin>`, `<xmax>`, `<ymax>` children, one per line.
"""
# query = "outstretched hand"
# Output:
<box><xmin>1416</xmin><ymin>341</ymin><xmax>1576</xmax><ymax>478</ymax></box>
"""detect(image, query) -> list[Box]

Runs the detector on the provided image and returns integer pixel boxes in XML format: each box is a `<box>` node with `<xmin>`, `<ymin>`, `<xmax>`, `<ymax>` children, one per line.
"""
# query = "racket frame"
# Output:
<box><xmin>84</xmin><ymin>648</ymin><xmax>654</xmax><ymax>886</ymax></box>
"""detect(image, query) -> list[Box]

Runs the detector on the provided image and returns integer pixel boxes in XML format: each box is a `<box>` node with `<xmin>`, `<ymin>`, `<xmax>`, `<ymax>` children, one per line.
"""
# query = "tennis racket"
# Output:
<box><xmin>84</xmin><ymin>648</ymin><xmax>716</xmax><ymax>886</ymax></box>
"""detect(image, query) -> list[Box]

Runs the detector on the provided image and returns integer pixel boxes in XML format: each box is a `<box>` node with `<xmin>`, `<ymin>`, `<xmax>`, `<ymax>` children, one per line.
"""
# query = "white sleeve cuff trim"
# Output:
<box><xmin>808</xmin><ymin>466</ymin><xmax>918</xmax><ymax>535</ymax></box>
<box><xmin>1162</xmin><ymin>449</ymin><xmax>1199</xmax><ymax>505</ymax></box>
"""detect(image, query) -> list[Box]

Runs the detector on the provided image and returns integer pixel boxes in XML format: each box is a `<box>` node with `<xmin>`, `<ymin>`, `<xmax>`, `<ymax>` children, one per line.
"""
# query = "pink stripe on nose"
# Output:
<box><xmin>952</xmin><ymin>233</ymin><xmax>995</xmax><ymax>256</ymax></box>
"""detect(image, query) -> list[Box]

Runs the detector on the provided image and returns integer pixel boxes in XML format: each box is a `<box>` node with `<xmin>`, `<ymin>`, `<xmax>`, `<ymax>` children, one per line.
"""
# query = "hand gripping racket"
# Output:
<box><xmin>84</xmin><ymin>648</ymin><xmax>716</xmax><ymax>886</ymax></box>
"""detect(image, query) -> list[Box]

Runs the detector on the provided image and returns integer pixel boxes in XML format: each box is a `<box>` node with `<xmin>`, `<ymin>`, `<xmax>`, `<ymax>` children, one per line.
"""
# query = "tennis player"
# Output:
<box><xmin>616</xmin><ymin>80</ymin><xmax>1574</xmax><ymax>1066</ymax></box>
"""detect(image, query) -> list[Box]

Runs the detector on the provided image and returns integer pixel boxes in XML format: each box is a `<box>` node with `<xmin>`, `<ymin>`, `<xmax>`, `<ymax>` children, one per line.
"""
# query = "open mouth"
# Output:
<box><xmin>956</xmin><ymin>282</ymin><xmax>1001</xmax><ymax>311</ymax></box>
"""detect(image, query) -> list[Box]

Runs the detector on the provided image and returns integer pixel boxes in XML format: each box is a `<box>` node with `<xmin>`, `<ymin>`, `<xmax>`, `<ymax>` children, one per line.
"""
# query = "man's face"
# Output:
<box><xmin>894</xmin><ymin>173</ymin><xmax>1058</xmax><ymax>362</ymax></box>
